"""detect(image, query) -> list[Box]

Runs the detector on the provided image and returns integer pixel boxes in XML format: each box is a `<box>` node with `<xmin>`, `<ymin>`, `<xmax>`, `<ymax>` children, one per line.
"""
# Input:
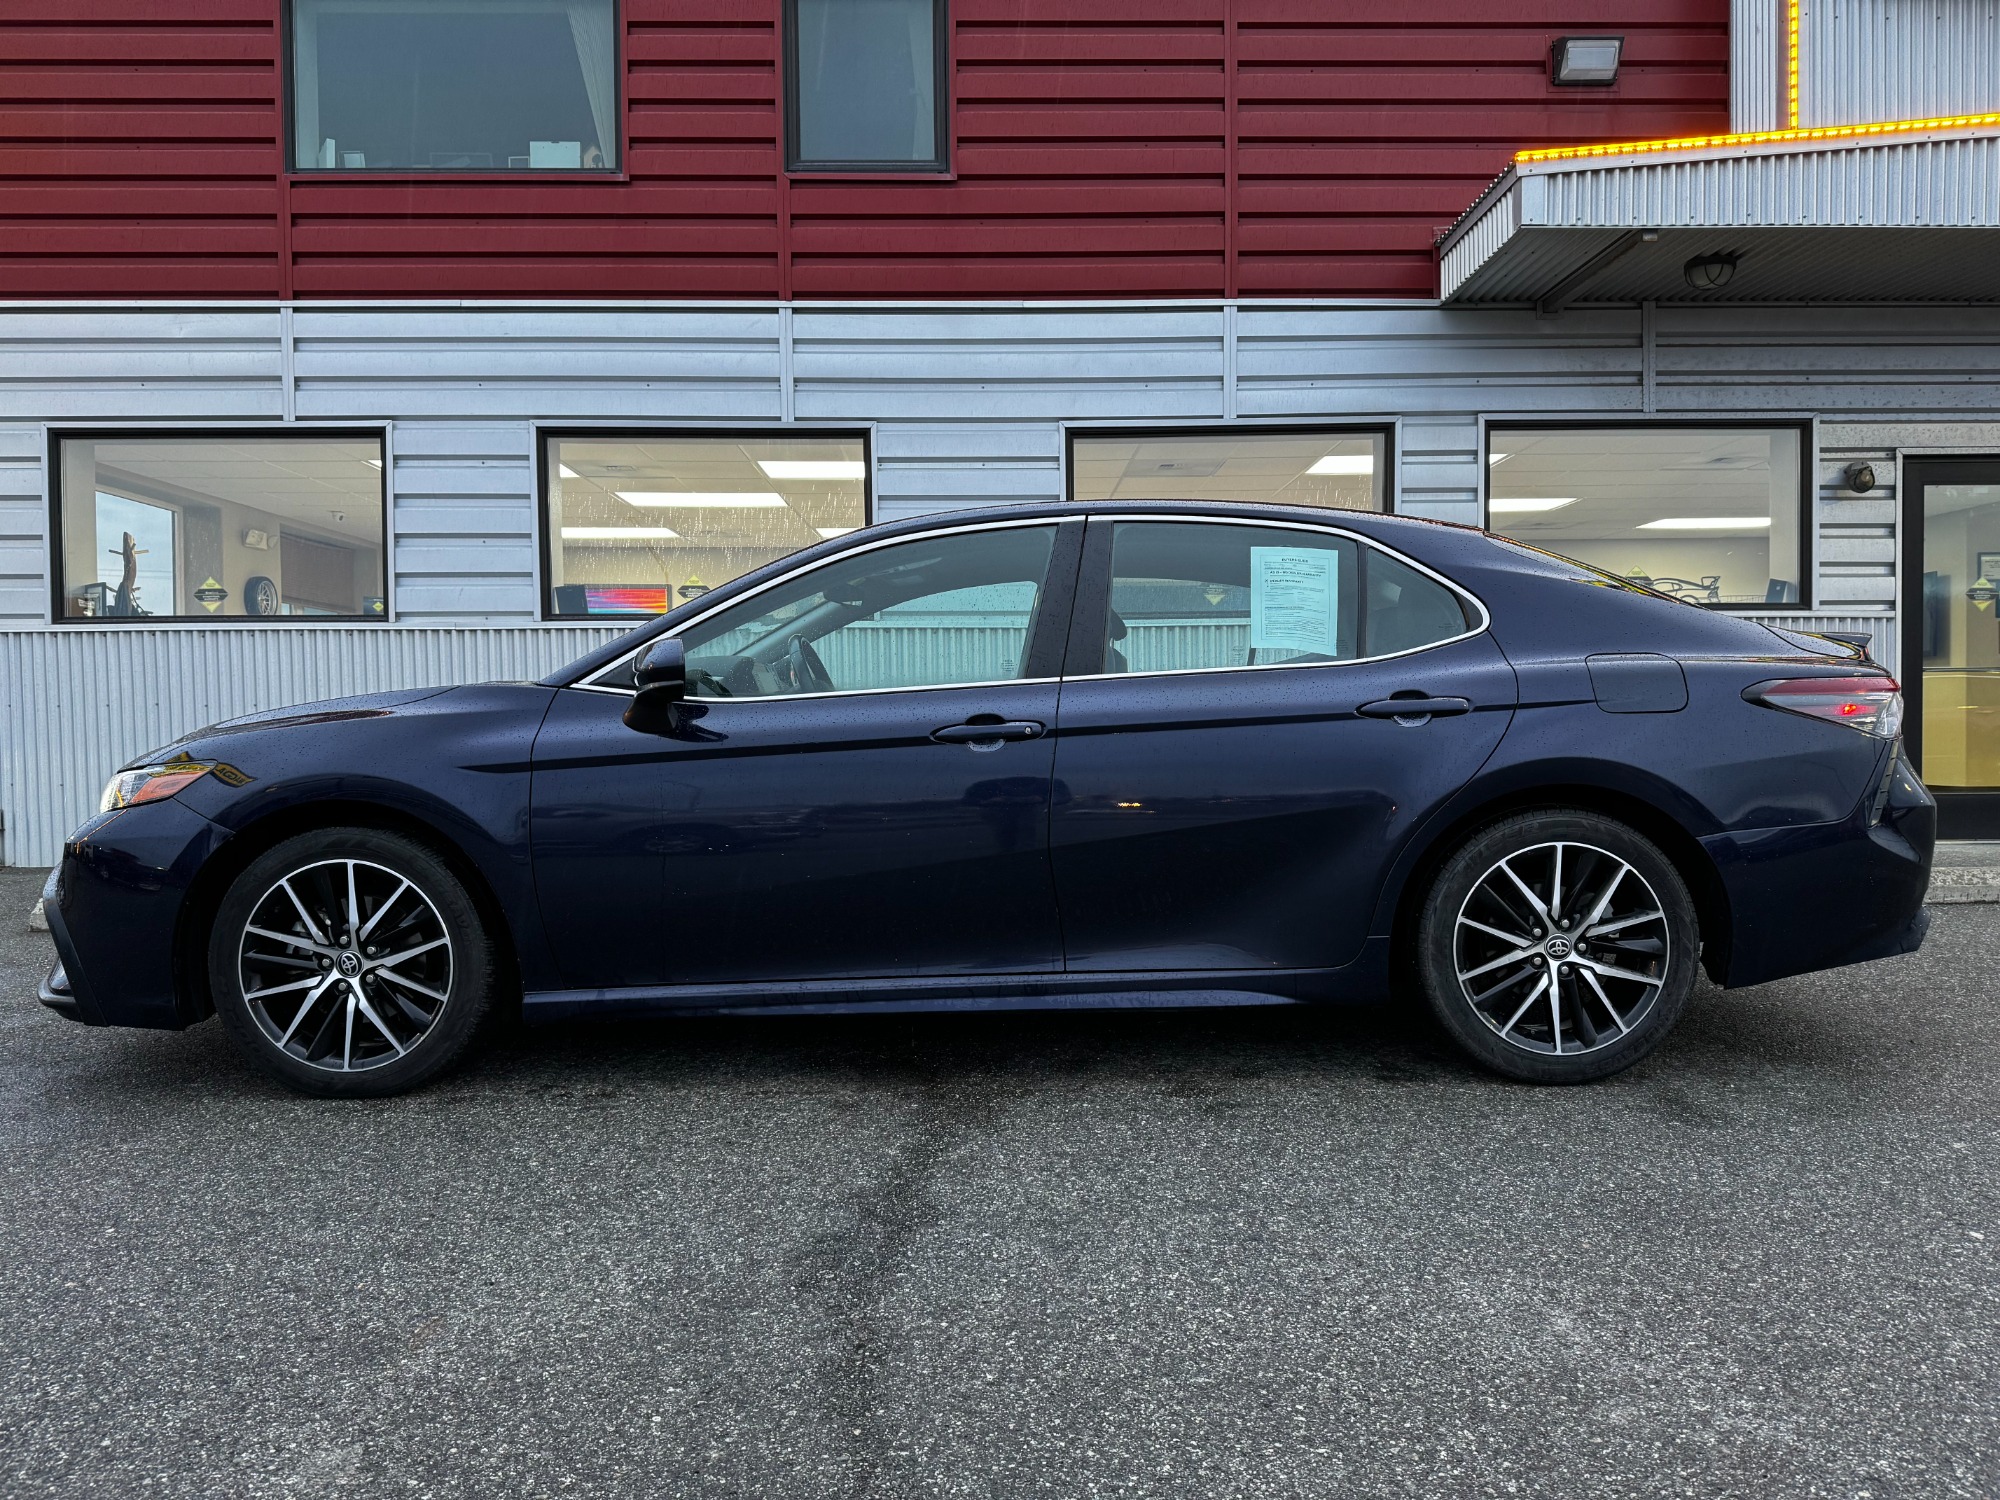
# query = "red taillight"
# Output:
<box><xmin>1747</xmin><ymin>675</ymin><xmax>1904</xmax><ymax>739</ymax></box>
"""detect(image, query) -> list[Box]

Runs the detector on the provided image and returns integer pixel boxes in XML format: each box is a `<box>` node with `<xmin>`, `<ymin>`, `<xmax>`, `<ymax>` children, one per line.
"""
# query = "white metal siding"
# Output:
<box><xmin>1805</xmin><ymin>0</ymin><xmax>2000</xmax><ymax>127</ymax></box>
<box><xmin>1734</xmin><ymin>0</ymin><xmax>1786</xmax><ymax>131</ymax></box>
<box><xmin>0</xmin><ymin>298</ymin><xmax>1997</xmax><ymax>863</ymax></box>
<box><xmin>0</xmin><ymin>625</ymin><xmax>620</xmax><ymax>867</ymax></box>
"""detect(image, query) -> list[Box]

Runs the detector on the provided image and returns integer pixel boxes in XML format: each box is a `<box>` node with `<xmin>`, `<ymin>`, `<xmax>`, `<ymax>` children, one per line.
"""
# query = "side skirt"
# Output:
<box><xmin>522</xmin><ymin>940</ymin><xmax>1393</xmax><ymax>1023</ymax></box>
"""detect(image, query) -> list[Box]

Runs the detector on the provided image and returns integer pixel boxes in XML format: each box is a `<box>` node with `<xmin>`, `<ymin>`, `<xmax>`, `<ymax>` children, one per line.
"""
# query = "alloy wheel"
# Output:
<box><xmin>1452</xmin><ymin>840</ymin><xmax>1670</xmax><ymax>1056</ymax></box>
<box><xmin>235</xmin><ymin>858</ymin><xmax>453</xmax><ymax>1073</ymax></box>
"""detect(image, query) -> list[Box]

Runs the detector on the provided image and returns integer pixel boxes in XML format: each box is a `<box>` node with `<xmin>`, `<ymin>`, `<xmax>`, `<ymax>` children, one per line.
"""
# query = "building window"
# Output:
<box><xmin>785</xmin><ymin>0</ymin><xmax>947</xmax><ymax>172</ymax></box>
<box><xmin>543</xmin><ymin>432</ymin><xmax>870</xmax><ymax>620</ymax></box>
<box><xmin>1486</xmin><ymin>425</ymin><xmax>1808</xmax><ymax>608</ymax></box>
<box><xmin>1069</xmin><ymin>429</ymin><xmax>1389</xmax><ymax>512</ymax></box>
<box><xmin>53</xmin><ymin>434</ymin><xmax>387</xmax><ymax>622</ymax></box>
<box><xmin>289</xmin><ymin>0</ymin><xmax>618</xmax><ymax>173</ymax></box>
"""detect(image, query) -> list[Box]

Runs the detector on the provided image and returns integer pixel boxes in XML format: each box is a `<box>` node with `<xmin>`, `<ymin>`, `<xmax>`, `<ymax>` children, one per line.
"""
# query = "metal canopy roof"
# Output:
<box><xmin>1439</xmin><ymin>129</ymin><xmax>2000</xmax><ymax>308</ymax></box>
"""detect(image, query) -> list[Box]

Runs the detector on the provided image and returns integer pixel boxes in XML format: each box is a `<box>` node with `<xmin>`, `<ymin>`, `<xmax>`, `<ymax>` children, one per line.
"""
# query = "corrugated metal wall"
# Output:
<box><xmin>4</xmin><ymin>296</ymin><xmax>1999</xmax><ymax>862</ymax></box>
<box><xmin>1731</xmin><ymin>0</ymin><xmax>1785</xmax><ymax>130</ymax></box>
<box><xmin>1804</xmin><ymin>0</ymin><xmax>2000</xmax><ymax>128</ymax></box>
<box><xmin>0</xmin><ymin>625</ymin><xmax>621</xmax><ymax>866</ymax></box>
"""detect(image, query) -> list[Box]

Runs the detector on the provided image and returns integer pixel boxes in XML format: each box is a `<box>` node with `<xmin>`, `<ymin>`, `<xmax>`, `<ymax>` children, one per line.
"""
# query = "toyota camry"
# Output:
<box><xmin>39</xmin><ymin>502</ymin><xmax>1934</xmax><ymax>1095</ymax></box>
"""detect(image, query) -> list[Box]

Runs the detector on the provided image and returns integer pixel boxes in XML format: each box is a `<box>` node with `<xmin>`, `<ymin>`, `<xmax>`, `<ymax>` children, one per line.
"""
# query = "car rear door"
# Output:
<box><xmin>531</xmin><ymin>519</ymin><xmax>1081</xmax><ymax>995</ymax></box>
<box><xmin>1049</xmin><ymin>516</ymin><xmax>1516</xmax><ymax>974</ymax></box>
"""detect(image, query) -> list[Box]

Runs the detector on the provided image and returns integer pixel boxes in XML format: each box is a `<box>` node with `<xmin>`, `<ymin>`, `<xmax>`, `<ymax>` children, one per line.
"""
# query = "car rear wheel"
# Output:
<box><xmin>1416</xmin><ymin>810</ymin><xmax>1699</xmax><ymax>1083</ymax></box>
<box><xmin>208</xmin><ymin>828</ymin><xmax>496</xmax><ymax>1097</ymax></box>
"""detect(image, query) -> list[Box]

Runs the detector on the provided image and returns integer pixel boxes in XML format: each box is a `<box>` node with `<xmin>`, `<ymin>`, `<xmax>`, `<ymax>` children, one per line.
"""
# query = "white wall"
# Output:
<box><xmin>3</xmin><ymin>297</ymin><xmax>2000</xmax><ymax>862</ymax></box>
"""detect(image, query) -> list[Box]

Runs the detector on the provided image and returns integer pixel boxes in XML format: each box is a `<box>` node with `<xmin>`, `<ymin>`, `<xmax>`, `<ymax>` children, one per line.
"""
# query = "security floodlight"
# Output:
<box><xmin>1551</xmin><ymin>36</ymin><xmax>1623</xmax><ymax>86</ymax></box>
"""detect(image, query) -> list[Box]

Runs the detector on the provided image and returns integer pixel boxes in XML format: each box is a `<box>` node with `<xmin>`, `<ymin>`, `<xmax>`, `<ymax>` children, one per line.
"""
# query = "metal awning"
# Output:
<box><xmin>1439</xmin><ymin>128</ymin><xmax>2000</xmax><ymax>309</ymax></box>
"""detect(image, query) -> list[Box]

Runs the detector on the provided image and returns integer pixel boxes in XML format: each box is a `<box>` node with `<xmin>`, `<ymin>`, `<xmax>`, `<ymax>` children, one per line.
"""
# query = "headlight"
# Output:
<box><xmin>99</xmin><ymin>761</ymin><xmax>219</xmax><ymax>812</ymax></box>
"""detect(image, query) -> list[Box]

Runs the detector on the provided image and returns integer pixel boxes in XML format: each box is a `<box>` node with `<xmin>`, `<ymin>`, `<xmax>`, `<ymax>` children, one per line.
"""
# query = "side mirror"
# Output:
<box><xmin>623</xmin><ymin>638</ymin><xmax>686</xmax><ymax>735</ymax></box>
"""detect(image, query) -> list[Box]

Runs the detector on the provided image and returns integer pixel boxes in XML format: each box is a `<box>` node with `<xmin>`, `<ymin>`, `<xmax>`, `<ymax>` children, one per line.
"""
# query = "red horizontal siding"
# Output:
<box><xmin>0</xmin><ymin>0</ymin><xmax>1730</xmax><ymax>301</ymax></box>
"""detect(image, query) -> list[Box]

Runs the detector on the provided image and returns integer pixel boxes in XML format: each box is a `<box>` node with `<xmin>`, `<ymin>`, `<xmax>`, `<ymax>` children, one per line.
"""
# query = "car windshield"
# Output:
<box><xmin>1485</xmin><ymin>534</ymin><xmax>1701</xmax><ymax>607</ymax></box>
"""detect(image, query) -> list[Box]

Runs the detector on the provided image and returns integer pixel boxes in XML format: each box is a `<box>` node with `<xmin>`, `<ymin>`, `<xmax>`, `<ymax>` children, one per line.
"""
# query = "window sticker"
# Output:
<box><xmin>1250</xmin><ymin>546</ymin><xmax>1339</xmax><ymax>656</ymax></box>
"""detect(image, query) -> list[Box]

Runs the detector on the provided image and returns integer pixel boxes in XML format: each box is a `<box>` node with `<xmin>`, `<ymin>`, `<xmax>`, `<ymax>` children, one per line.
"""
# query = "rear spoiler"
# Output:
<box><xmin>1815</xmin><ymin>630</ymin><xmax>1877</xmax><ymax>665</ymax></box>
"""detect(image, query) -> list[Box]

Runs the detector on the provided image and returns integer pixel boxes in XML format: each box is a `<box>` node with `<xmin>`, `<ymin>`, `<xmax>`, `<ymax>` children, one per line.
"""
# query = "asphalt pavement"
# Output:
<box><xmin>1</xmin><ymin>861</ymin><xmax>1994</xmax><ymax>1500</ymax></box>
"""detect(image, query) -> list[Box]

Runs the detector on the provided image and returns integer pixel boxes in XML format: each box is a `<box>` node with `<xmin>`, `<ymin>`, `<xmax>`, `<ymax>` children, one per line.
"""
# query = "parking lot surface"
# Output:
<box><xmin>1</xmin><ymin>862</ymin><xmax>1994</xmax><ymax>1499</ymax></box>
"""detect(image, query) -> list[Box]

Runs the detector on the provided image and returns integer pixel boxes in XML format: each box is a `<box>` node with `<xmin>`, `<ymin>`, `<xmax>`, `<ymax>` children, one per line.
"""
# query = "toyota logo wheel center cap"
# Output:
<box><xmin>1544</xmin><ymin>936</ymin><xmax>1572</xmax><ymax>959</ymax></box>
<box><xmin>336</xmin><ymin>950</ymin><xmax>362</xmax><ymax>977</ymax></box>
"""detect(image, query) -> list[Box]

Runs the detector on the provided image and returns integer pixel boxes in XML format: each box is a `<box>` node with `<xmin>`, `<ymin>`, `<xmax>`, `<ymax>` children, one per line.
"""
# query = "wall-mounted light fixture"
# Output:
<box><xmin>1684</xmin><ymin>252</ymin><xmax>1740</xmax><ymax>291</ymax></box>
<box><xmin>1551</xmin><ymin>36</ymin><xmax>1623</xmax><ymax>86</ymax></box>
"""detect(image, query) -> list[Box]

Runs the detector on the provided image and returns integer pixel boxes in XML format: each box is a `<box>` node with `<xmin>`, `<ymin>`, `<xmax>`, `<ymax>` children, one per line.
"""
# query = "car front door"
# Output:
<box><xmin>532</xmin><ymin>519</ymin><xmax>1081</xmax><ymax>995</ymax></box>
<box><xmin>1049</xmin><ymin>516</ymin><xmax>1516</xmax><ymax>974</ymax></box>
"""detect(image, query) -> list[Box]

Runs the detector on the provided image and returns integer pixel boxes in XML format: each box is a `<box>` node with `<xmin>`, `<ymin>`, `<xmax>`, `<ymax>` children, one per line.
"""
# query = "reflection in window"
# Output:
<box><xmin>677</xmin><ymin>524</ymin><xmax>1057</xmax><ymax>697</ymax></box>
<box><xmin>787</xmin><ymin>0</ymin><xmax>945</xmax><ymax>171</ymax></box>
<box><xmin>1071</xmin><ymin>431</ymin><xmax>1386</xmax><ymax>512</ymax></box>
<box><xmin>93</xmin><ymin>493</ymin><xmax>177</xmax><ymax>618</ymax></box>
<box><xmin>545</xmin><ymin>434</ymin><xmax>869</xmax><ymax>619</ymax></box>
<box><xmin>1487</xmin><ymin>427</ymin><xmax>1804</xmax><ymax>608</ymax></box>
<box><xmin>57</xmin><ymin>436</ymin><xmax>387</xmax><ymax>621</ymax></box>
<box><xmin>291</xmin><ymin>0</ymin><xmax>618</xmax><ymax>172</ymax></box>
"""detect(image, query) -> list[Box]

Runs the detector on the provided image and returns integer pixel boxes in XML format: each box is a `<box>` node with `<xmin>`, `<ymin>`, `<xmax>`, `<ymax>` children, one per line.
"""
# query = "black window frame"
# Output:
<box><xmin>1063</xmin><ymin>423</ymin><xmax>1399</xmax><ymax>512</ymax></box>
<box><xmin>1481</xmin><ymin>418</ymin><xmax>1816</xmax><ymax>613</ymax></box>
<box><xmin>47</xmin><ymin>426</ymin><xmax>391</xmax><ymax>627</ymax></box>
<box><xmin>282</xmin><ymin>0</ymin><xmax>625</xmax><ymax>177</ymax></box>
<box><xmin>536</xmin><ymin>426</ymin><xmax>876</xmax><ymax>624</ymax></box>
<box><xmin>783</xmin><ymin>0</ymin><xmax>951</xmax><ymax>175</ymax></box>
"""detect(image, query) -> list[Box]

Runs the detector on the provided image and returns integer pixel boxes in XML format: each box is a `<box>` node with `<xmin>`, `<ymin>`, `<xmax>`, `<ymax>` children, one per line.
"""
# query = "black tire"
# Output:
<box><xmin>208</xmin><ymin>827</ymin><xmax>496</xmax><ymax>1097</ymax></box>
<box><xmin>1416</xmin><ymin>809</ymin><xmax>1699</xmax><ymax>1084</ymax></box>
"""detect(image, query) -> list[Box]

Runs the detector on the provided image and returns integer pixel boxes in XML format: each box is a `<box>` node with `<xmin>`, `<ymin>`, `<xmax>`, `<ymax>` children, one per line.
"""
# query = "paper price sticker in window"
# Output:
<box><xmin>1250</xmin><ymin>547</ymin><xmax>1339</xmax><ymax>656</ymax></box>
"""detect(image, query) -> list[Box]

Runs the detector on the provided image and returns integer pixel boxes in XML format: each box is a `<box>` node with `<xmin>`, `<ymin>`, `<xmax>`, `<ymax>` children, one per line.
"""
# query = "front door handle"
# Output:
<box><xmin>1356</xmin><ymin>696</ymin><xmax>1473</xmax><ymax>721</ymax></box>
<box><xmin>932</xmin><ymin>719</ymin><xmax>1045</xmax><ymax>747</ymax></box>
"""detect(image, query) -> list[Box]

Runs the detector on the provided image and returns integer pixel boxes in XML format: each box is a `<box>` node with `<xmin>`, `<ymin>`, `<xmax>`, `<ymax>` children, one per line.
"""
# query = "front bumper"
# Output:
<box><xmin>1703</xmin><ymin>752</ymin><xmax>1935</xmax><ymax>988</ymax></box>
<box><xmin>42</xmin><ymin>798</ymin><xmax>230</xmax><ymax>1031</ymax></box>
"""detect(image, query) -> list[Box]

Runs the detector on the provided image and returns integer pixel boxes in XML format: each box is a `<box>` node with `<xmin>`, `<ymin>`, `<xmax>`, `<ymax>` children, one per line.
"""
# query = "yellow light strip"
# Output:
<box><xmin>1516</xmin><ymin>110</ymin><xmax>2000</xmax><ymax>164</ymax></box>
<box><xmin>1516</xmin><ymin>0</ymin><xmax>2000</xmax><ymax>165</ymax></box>
<box><xmin>1787</xmin><ymin>0</ymin><xmax>1801</xmax><ymax>128</ymax></box>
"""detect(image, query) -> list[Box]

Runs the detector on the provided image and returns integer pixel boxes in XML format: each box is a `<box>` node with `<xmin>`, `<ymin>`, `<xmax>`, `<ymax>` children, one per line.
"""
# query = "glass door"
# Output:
<box><xmin>1904</xmin><ymin>457</ymin><xmax>2000</xmax><ymax>838</ymax></box>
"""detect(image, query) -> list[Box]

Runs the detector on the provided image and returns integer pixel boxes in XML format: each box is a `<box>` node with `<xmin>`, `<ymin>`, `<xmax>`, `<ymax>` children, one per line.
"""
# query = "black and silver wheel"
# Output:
<box><xmin>209</xmin><ymin>828</ymin><xmax>496</xmax><ymax>1097</ymax></box>
<box><xmin>1416</xmin><ymin>810</ymin><xmax>1699</xmax><ymax>1083</ymax></box>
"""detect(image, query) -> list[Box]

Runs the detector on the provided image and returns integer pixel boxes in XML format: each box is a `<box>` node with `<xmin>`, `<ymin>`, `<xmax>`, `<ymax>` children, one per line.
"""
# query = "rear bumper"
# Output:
<box><xmin>1703</xmin><ymin>753</ymin><xmax>1935</xmax><ymax>988</ymax></box>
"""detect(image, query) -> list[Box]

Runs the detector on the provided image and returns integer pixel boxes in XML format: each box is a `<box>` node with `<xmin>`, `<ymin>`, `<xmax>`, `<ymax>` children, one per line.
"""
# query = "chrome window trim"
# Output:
<box><xmin>1059</xmin><ymin>512</ymin><xmax>1491</xmax><ymax>683</ymax></box>
<box><xmin>570</xmin><ymin>510</ymin><xmax>1492</xmax><ymax>702</ymax></box>
<box><xmin>574</xmin><ymin>516</ymin><xmax>1069</xmax><ymax>698</ymax></box>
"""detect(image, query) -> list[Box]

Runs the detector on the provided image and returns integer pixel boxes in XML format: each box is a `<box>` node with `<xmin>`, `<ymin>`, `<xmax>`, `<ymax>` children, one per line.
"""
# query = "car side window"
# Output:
<box><xmin>1364</xmin><ymin>548</ymin><xmax>1473</xmax><ymax>655</ymax></box>
<box><xmin>672</xmin><ymin>524</ymin><xmax>1060</xmax><ymax>698</ymax></box>
<box><xmin>1096</xmin><ymin>521</ymin><xmax>1361</xmax><ymax>675</ymax></box>
<box><xmin>1091</xmin><ymin>521</ymin><xmax>1468</xmax><ymax>677</ymax></box>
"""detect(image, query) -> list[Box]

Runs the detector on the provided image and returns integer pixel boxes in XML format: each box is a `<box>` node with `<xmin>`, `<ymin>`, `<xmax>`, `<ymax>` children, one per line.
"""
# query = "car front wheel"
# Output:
<box><xmin>208</xmin><ymin>827</ymin><xmax>496</xmax><ymax>1097</ymax></box>
<box><xmin>1416</xmin><ymin>810</ymin><xmax>1699</xmax><ymax>1083</ymax></box>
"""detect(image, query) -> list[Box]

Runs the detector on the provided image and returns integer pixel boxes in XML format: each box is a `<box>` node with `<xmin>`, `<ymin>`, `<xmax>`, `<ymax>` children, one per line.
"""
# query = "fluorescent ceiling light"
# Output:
<box><xmin>561</xmin><ymin>526</ymin><xmax>681</xmax><ymax>540</ymax></box>
<box><xmin>1638</xmin><ymin>516</ymin><xmax>1771</xmax><ymax>530</ymax></box>
<box><xmin>364</xmin><ymin>458</ymin><xmax>383</xmax><ymax>469</ymax></box>
<box><xmin>557</xmin><ymin>463</ymin><xmax>579</xmax><ymax>479</ymax></box>
<box><xmin>758</xmin><ymin>460</ymin><xmax>865</xmax><ymax>480</ymax></box>
<box><xmin>1307</xmin><ymin>454</ymin><xmax>1374</xmax><ymax>476</ymax></box>
<box><xmin>1488</xmin><ymin>453</ymin><xmax>1511</xmax><ymax>465</ymax></box>
<box><xmin>1488</xmin><ymin>497</ymin><xmax>1576</xmax><ymax>513</ymax></box>
<box><xmin>815</xmin><ymin>526</ymin><xmax>859</xmax><ymax>539</ymax></box>
<box><xmin>616</xmin><ymin>492</ymin><xmax>787</xmax><ymax>508</ymax></box>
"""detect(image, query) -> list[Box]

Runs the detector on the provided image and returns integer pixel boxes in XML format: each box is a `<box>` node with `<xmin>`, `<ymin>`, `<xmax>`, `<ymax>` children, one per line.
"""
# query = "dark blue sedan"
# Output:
<box><xmin>40</xmin><ymin>502</ymin><xmax>1934</xmax><ymax>1095</ymax></box>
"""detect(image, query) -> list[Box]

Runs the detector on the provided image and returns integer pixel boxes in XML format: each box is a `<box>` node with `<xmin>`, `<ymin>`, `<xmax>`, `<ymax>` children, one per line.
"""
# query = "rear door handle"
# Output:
<box><xmin>932</xmin><ymin>719</ymin><xmax>1045</xmax><ymax>746</ymax></box>
<box><xmin>1356</xmin><ymin>696</ymin><xmax>1473</xmax><ymax>721</ymax></box>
